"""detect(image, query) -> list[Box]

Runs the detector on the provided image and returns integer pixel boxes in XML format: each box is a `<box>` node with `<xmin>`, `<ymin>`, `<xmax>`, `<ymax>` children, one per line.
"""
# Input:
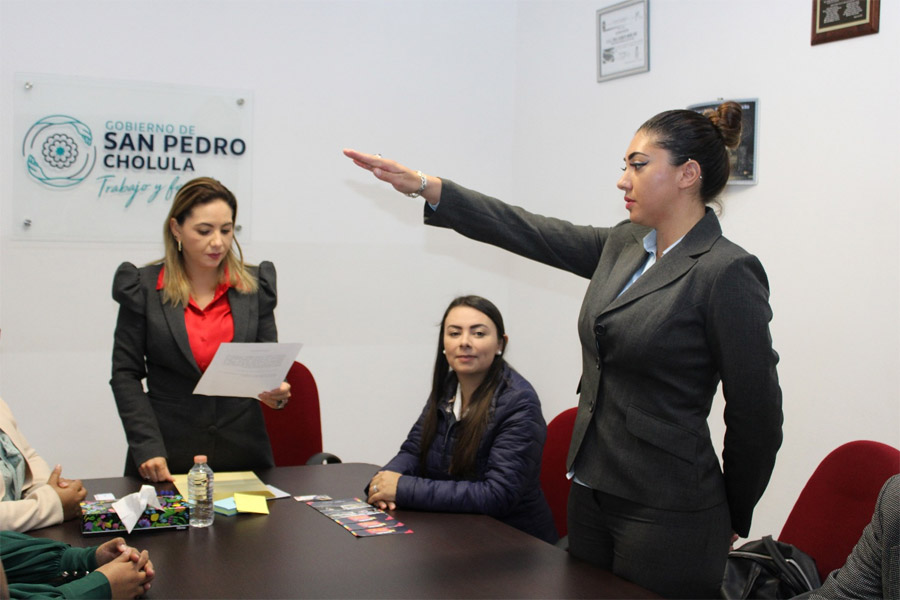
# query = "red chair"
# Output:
<box><xmin>540</xmin><ymin>407</ymin><xmax>578</xmax><ymax>540</ymax></box>
<box><xmin>778</xmin><ymin>440</ymin><xmax>899</xmax><ymax>582</ymax></box>
<box><xmin>261</xmin><ymin>361</ymin><xmax>340</xmax><ymax>466</ymax></box>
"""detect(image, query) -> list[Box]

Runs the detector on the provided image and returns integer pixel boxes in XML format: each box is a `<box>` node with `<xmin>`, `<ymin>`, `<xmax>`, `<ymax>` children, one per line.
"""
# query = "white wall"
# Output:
<box><xmin>1</xmin><ymin>0</ymin><xmax>897</xmax><ymax>542</ymax></box>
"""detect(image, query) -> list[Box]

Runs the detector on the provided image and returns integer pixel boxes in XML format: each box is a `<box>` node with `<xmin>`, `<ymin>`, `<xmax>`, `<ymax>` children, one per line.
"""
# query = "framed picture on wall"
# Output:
<box><xmin>811</xmin><ymin>0</ymin><xmax>880</xmax><ymax>45</ymax></box>
<box><xmin>597</xmin><ymin>0</ymin><xmax>649</xmax><ymax>83</ymax></box>
<box><xmin>687</xmin><ymin>99</ymin><xmax>759</xmax><ymax>185</ymax></box>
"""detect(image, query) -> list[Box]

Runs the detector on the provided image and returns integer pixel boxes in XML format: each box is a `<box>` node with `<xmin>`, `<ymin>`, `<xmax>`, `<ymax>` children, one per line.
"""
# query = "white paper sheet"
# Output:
<box><xmin>192</xmin><ymin>342</ymin><xmax>302</xmax><ymax>398</ymax></box>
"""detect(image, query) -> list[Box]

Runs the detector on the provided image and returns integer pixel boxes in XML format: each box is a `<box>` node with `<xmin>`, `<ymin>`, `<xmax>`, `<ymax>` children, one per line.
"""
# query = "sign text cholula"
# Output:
<box><xmin>102</xmin><ymin>132</ymin><xmax>247</xmax><ymax>171</ymax></box>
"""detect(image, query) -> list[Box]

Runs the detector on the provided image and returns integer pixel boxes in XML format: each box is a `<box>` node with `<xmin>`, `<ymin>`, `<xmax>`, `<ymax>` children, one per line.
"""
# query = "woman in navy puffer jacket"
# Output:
<box><xmin>367</xmin><ymin>296</ymin><xmax>557</xmax><ymax>544</ymax></box>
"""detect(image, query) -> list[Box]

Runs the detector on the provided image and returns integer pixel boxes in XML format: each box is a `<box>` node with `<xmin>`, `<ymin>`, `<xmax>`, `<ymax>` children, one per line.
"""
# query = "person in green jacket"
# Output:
<box><xmin>0</xmin><ymin>531</ymin><xmax>154</xmax><ymax>599</ymax></box>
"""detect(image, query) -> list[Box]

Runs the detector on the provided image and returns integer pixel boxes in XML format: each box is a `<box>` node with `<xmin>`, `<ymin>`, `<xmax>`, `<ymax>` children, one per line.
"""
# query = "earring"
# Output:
<box><xmin>688</xmin><ymin>157</ymin><xmax>702</xmax><ymax>181</ymax></box>
<box><xmin>442</xmin><ymin>349</ymin><xmax>446</xmax><ymax>355</ymax></box>
<box><xmin>177</xmin><ymin>239</ymin><xmax>182</xmax><ymax>252</ymax></box>
<box><xmin>496</xmin><ymin>351</ymin><xmax>502</xmax><ymax>356</ymax></box>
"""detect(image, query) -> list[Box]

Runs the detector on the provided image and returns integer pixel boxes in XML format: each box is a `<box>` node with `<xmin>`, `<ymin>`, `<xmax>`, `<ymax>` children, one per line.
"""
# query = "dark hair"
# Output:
<box><xmin>418</xmin><ymin>295</ymin><xmax>507</xmax><ymax>479</ymax></box>
<box><xmin>638</xmin><ymin>100</ymin><xmax>743</xmax><ymax>204</ymax></box>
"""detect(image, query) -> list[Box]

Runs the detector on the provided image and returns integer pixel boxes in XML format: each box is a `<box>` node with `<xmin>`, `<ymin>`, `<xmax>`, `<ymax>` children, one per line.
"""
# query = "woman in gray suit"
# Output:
<box><xmin>344</xmin><ymin>101</ymin><xmax>783</xmax><ymax>598</ymax></box>
<box><xmin>110</xmin><ymin>177</ymin><xmax>291</xmax><ymax>483</ymax></box>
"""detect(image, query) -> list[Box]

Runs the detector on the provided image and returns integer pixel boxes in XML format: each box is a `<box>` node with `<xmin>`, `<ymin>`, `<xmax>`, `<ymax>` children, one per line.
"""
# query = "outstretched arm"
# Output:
<box><xmin>344</xmin><ymin>149</ymin><xmax>606</xmax><ymax>279</ymax></box>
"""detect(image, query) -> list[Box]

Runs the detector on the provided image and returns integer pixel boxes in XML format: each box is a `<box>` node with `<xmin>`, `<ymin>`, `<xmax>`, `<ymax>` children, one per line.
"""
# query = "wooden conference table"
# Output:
<box><xmin>31</xmin><ymin>463</ymin><xmax>658</xmax><ymax>599</ymax></box>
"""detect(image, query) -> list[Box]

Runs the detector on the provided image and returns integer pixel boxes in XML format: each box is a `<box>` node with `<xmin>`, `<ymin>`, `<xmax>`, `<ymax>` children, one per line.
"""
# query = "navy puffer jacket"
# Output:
<box><xmin>381</xmin><ymin>364</ymin><xmax>558</xmax><ymax>543</ymax></box>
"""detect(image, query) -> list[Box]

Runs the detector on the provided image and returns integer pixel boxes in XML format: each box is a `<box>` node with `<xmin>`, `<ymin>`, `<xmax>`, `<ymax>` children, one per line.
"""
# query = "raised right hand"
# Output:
<box><xmin>48</xmin><ymin>465</ymin><xmax>87</xmax><ymax>520</ymax></box>
<box><xmin>342</xmin><ymin>149</ymin><xmax>442</xmax><ymax>205</ymax></box>
<box><xmin>138</xmin><ymin>456</ymin><xmax>174</xmax><ymax>482</ymax></box>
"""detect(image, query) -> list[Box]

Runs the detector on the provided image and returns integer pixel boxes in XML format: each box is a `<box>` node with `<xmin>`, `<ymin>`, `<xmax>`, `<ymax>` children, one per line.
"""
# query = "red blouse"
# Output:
<box><xmin>156</xmin><ymin>268</ymin><xmax>234</xmax><ymax>372</ymax></box>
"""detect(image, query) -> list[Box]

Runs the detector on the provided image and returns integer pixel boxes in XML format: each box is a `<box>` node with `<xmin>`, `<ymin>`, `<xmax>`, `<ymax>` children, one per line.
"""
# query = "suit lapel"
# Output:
<box><xmin>603</xmin><ymin>208</ymin><xmax>722</xmax><ymax>314</ymax></box>
<box><xmin>160</xmin><ymin>294</ymin><xmax>201</xmax><ymax>374</ymax></box>
<box><xmin>229</xmin><ymin>287</ymin><xmax>251</xmax><ymax>343</ymax></box>
<box><xmin>594</xmin><ymin>227</ymin><xmax>650</xmax><ymax>311</ymax></box>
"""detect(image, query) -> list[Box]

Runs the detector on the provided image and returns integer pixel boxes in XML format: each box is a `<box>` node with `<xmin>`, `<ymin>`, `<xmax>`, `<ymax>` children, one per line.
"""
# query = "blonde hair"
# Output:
<box><xmin>159</xmin><ymin>177</ymin><xmax>258</xmax><ymax>306</ymax></box>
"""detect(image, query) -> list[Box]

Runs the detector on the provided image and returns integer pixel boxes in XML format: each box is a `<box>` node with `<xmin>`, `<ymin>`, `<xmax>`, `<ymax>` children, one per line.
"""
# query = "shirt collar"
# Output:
<box><xmin>642</xmin><ymin>230</ymin><xmax>658</xmax><ymax>255</ymax></box>
<box><xmin>643</xmin><ymin>229</ymin><xmax>686</xmax><ymax>257</ymax></box>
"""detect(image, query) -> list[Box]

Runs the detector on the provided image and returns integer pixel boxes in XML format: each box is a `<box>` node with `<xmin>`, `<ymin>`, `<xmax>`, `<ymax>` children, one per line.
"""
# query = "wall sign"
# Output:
<box><xmin>811</xmin><ymin>0</ymin><xmax>880</xmax><ymax>45</ymax></box>
<box><xmin>13</xmin><ymin>73</ymin><xmax>253</xmax><ymax>241</ymax></box>
<box><xmin>688</xmin><ymin>98</ymin><xmax>759</xmax><ymax>185</ymax></box>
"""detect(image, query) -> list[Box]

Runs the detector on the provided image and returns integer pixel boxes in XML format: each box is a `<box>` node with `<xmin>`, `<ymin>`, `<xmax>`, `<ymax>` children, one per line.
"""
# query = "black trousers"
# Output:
<box><xmin>567</xmin><ymin>482</ymin><xmax>732</xmax><ymax>599</ymax></box>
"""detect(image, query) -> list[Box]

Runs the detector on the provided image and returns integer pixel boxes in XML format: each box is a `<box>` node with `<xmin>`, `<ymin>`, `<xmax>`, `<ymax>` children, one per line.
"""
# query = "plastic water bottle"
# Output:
<box><xmin>188</xmin><ymin>455</ymin><xmax>214</xmax><ymax>527</ymax></box>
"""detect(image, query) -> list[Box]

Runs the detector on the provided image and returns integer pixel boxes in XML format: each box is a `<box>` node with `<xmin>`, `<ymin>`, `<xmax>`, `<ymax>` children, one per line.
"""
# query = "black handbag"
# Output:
<box><xmin>721</xmin><ymin>535</ymin><xmax>822</xmax><ymax>599</ymax></box>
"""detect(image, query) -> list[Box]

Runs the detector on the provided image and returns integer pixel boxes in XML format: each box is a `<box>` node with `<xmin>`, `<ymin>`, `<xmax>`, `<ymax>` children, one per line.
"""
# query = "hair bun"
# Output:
<box><xmin>705</xmin><ymin>101</ymin><xmax>743</xmax><ymax>149</ymax></box>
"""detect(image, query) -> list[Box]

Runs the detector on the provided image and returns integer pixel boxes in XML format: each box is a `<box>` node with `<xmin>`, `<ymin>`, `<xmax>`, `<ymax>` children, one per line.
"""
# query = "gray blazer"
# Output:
<box><xmin>110</xmin><ymin>261</ymin><xmax>277</xmax><ymax>477</ymax></box>
<box><xmin>426</xmin><ymin>180</ymin><xmax>783</xmax><ymax>536</ymax></box>
<box><xmin>796</xmin><ymin>475</ymin><xmax>899</xmax><ymax>600</ymax></box>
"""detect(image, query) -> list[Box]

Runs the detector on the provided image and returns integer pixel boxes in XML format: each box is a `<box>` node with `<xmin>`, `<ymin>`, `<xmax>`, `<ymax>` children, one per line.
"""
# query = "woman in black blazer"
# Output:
<box><xmin>344</xmin><ymin>102</ymin><xmax>783</xmax><ymax>598</ymax></box>
<box><xmin>110</xmin><ymin>177</ymin><xmax>291</xmax><ymax>482</ymax></box>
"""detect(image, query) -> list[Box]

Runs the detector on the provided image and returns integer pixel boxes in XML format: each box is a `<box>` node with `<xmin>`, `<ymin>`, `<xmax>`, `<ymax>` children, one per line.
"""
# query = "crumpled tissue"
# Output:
<box><xmin>111</xmin><ymin>485</ymin><xmax>163</xmax><ymax>533</ymax></box>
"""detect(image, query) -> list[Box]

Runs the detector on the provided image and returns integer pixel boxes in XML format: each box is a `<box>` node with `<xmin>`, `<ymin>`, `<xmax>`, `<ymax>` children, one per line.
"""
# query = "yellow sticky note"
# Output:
<box><xmin>173</xmin><ymin>471</ymin><xmax>273</xmax><ymax>502</ymax></box>
<box><xmin>234</xmin><ymin>492</ymin><xmax>269</xmax><ymax>514</ymax></box>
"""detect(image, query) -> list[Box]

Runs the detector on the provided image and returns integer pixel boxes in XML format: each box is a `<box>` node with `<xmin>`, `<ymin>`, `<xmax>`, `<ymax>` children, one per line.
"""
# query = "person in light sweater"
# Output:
<box><xmin>0</xmin><ymin>397</ymin><xmax>86</xmax><ymax>531</ymax></box>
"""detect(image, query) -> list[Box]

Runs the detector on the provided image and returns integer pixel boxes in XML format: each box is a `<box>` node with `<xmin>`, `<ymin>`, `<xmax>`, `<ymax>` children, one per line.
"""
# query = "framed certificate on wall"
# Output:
<box><xmin>597</xmin><ymin>0</ymin><xmax>649</xmax><ymax>83</ymax></box>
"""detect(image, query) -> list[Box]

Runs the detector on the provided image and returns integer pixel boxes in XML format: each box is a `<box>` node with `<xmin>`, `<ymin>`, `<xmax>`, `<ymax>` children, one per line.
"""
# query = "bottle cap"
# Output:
<box><xmin>194</xmin><ymin>455</ymin><xmax>208</xmax><ymax>463</ymax></box>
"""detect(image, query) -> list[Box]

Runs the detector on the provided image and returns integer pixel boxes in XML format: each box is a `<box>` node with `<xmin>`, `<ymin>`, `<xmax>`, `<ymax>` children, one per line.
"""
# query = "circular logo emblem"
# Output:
<box><xmin>22</xmin><ymin>115</ymin><xmax>97</xmax><ymax>188</ymax></box>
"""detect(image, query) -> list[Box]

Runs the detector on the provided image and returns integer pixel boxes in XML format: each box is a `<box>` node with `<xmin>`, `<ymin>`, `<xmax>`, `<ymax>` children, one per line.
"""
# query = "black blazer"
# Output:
<box><xmin>110</xmin><ymin>261</ymin><xmax>277</xmax><ymax>476</ymax></box>
<box><xmin>425</xmin><ymin>180</ymin><xmax>783</xmax><ymax>536</ymax></box>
